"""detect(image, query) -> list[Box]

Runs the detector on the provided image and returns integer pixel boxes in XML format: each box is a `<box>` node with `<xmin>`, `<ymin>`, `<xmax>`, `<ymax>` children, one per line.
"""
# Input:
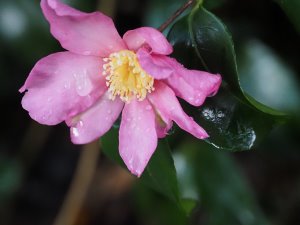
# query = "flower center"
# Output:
<box><xmin>102</xmin><ymin>50</ymin><xmax>154</xmax><ymax>102</ymax></box>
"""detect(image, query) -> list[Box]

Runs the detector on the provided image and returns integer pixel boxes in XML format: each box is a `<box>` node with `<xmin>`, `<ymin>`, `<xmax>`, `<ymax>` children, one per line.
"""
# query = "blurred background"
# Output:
<box><xmin>0</xmin><ymin>0</ymin><xmax>300</xmax><ymax>225</ymax></box>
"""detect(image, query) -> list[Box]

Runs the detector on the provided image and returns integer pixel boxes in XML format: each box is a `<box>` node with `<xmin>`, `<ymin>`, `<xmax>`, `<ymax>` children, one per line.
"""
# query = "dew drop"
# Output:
<box><xmin>74</xmin><ymin>71</ymin><xmax>92</xmax><ymax>96</ymax></box>
<box><xmin>134</xmin><ymin>168</ymin><xmax>142</xmax><ymax>177</ymax></box>
<box><xmin>188</xmin><ymin>97</ymin><xmax>194</xmax><ymax>101</ymax></box>
<box><xmin>217</xmin><ymin>111</ymin><xmax>225</xmax><ymax>118</ymax></box>
<box><xmin>78</xmin><ymin>120</ymin><xmax>84</xmax><ymax>127</ymax></box>
<box><xmin>64</xmin><ymin>82</ymin><xmax>71</xmax><ymax>89</ymax></box>
<box><xmin>128</xmin><ymin>157</ymin><xmax>133</xmax><ymax>165</ymax></box>
<box><xmin>71</xmin><ymin>127</ymin><xmax>79</xmax><ymax>137</ymax></box>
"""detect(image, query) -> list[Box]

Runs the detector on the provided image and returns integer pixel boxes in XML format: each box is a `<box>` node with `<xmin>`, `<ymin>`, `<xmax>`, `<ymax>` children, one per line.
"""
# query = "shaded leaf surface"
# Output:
<box><xmin>182</xmin><ymin>88</ymin><xmax>278</xmax><ymax>151</ymax></box>
<box><xmin>175</xmin><ymin>140</ymin><xmax>269</xmax><ymax>225</ymax></box>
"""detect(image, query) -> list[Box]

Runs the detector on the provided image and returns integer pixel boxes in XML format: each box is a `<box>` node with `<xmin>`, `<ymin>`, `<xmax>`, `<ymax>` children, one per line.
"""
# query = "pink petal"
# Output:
<box><xmin>166</xmin><ymin>61</ymin><xmax>222</xmax><ymax>106</ymax></box>
<box><xmin>123</xmin><ymin>27</ymin><xmax>173</xmax><ymax>55</ymax></box>
<box><xmin>69</xmin><ymin>92</ymin><xmax>124</xmax><ymax>144</ymax></box>
<box><xmin>20</xmin><ymin>51</ymin><xmax>106</xmax><ymax>125</ymax></box>
<box><xmin>136</xmin><ymin>48</ymin><xmax>174</xmax><ymax>79</ymax></box>
<box><xmin>41</xmin><ymin>0</ymin><xmax>126</xmax><ymax>56</ymax></box>
<box><xmin>119</xmin><ymin>99</ymin><xmax>157</xmax><ymax>177</ymax></box>
<box><xmin>148</xmin><ymin>82</ymin><xmax>209</xmax><ymax>139</ymax></box>
<box><xmin>155</xmin><ymin>114</ymin><xmax>173</xmax><ymax>138</ymax></box>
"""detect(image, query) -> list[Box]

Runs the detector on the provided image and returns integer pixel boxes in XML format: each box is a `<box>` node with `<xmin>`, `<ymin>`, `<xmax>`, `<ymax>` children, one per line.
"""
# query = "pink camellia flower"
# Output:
<box><xmin>20</xmin><ymin>0</ymin><xmax>221</xmax><ymax>176</ymax></box>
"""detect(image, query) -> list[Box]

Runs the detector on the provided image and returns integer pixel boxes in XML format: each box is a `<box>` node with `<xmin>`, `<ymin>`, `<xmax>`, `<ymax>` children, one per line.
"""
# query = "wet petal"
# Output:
<box><xmin>137</xmin><ymin>48</ymin><xmax>173</xmax><ymax>79</ymax></box>
<box><xmin>154</xmin><ymin>113</ymin><xmax>173</xmax><ymax>138</ymax></box>
<box><xmin>69</xmin><ymin>92</ymin><xmax>124</xmax><ymax>144</ymax></box>
<box><xmin>148</xmin><ymin>82</ymin><xmax>209</xmax><ymax>139</ymax></box>
<box><xmin>41</xmin><ymin>0</ymin><xmax>126</xmax><ymax>56</ymax></box>
<box><xmin>139</xmin><ymin>54</ymin><xmax>221</xmax><ymax>106</ymax></box>
<box><xmin>166</xmin><ymin>59</ymin><xmax>221</xmax><ymax>106</ymax></box>
<box><xmin>20</xmin><ymin>51</ymin><xmax>105</xmax><ymax>125</ymax></box>
<box><xmin>123</xmin><ymin>27</ymin><xmax>173</xmax><ymax>55</ymax></box>
<box><xmin>119</xmin><ymin>99</ymin><xmax>157</xmax><ymax>177</ymax></box>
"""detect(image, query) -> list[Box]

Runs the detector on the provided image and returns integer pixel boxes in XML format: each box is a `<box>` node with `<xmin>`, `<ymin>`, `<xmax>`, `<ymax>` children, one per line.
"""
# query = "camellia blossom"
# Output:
<box><xmin>20</xmin><ymin>0</ymin><xmax>222</xmax><ymax>176</ymax></box>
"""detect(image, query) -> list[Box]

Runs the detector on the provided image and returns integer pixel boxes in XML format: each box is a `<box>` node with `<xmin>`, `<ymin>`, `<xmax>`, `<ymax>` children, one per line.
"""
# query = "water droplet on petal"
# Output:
<box><xmin>71</xmin><ymin>127</ymin><xmax>79</xmax><ymax>137</ymax></box>
<box><xmin>145</xmin><ymin>105</ymin><xmax>152</xmax><ymax>111</ymax></box>
<box><xmin>188</xmin><ymin>97</ymin><xmax>194</xmax><ymax>101</ymax></box>
<box><xmin>73</xmin><ymin>70</ymin><xmax>92</xmax><ymax>96</ymax></box>
<box><xmin>78</xmin><ymin>120</ymin><xmax>84</xmax><ymax>127</ymax></box>
<box><xmin>134</xmin><ymin>167</ymin><xmax>142</xmax><ymax>177</ymax></box>
<box><xmin>64</xmin><ymin>82</ymin><xmax>71</xmax><ymax>89</ymax></box>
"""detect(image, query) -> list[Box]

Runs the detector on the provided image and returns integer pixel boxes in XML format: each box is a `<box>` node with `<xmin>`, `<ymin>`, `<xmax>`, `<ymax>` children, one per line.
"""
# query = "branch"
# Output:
<box><xmin>158</xmin><ymin>0</ymin><xmax>195</xmax><ymax>32</ymax></box>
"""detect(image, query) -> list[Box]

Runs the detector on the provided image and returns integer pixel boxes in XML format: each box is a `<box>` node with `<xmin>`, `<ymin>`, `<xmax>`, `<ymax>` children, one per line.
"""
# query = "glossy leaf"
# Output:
<box><xmin>101</xmin><ymin>128</ymin><xmax>181</xmax><ymax>206</ymax></box>
<box><xmin>168</xmin><ymin>5</ymin><xmax>286</xmax><ymax>116</ymax></box>
<box><xmin>182</xmin><ymin>88</ymin><xmax>280</xmax><ymax>151</ymax></box>
<box><xmin>175</xmin><ymin>140</ymin><xmax>269</xmax><ymax>225</ymax></box>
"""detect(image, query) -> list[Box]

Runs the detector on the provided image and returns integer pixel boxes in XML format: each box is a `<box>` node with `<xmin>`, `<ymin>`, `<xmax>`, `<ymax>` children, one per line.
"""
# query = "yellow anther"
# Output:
<box><xmin>102</xmin><ymin>50</ymin><xmax>154</xmax><ymax>102</ymax></box>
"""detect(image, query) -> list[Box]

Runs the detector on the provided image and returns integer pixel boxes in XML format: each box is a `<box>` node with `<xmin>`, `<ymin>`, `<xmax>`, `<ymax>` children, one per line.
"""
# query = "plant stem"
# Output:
<box><xmin>158</xmin><ymin>0</ymin><xmax>195</xmax><ymax>32</ymax></box>
<box><xmin>52</xmin><ymin>141</ymin><xmax>100</xmax><ymax>225</ymax></box>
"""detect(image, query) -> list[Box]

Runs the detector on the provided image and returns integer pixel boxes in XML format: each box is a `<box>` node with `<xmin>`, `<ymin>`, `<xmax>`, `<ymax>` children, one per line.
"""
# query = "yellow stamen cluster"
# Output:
<box><xmin>102</xmin><ymin>50</ymin><xmax>154</xmax><ymax>102</ymax></box>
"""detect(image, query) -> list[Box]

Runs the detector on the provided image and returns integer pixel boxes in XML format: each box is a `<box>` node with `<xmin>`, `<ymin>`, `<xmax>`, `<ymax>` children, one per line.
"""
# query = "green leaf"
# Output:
<box><xmin>175</xmin><ymin>140</ymin><xmax>270</xmax><ymax>225</ymax></box>
<box><xmin>101</xmin><ymin>128</ymin><xmax>181</xmax><ymax>207</ymax></box>
<box><xmin>275</xmin><ymin>0</ymin><xmax>300</xmax><ymax>33</ymax></box>
<box><xmin>167</xmin><ymin>5</ymin><xmax>287</xmax><ymax>116</ymax></box>
<box><xmin>140</xmin><ymin>140</ymin><xmax>181</xmax><ymax>205</ymax></box>
<box><xmin>182</xmin><ymin>88</ymin><xmax>281</xmax><ymax>151</ymax></box>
